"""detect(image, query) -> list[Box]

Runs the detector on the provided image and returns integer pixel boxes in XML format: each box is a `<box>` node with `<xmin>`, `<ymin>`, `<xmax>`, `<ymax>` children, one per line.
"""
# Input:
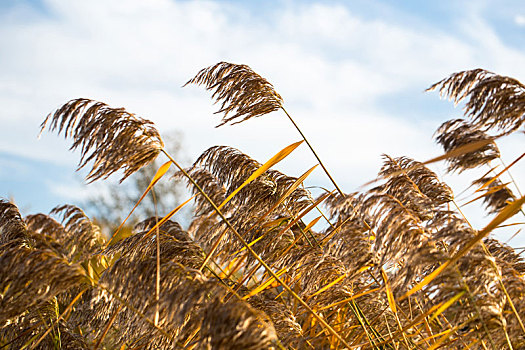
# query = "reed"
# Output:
<box><xmin>1</xmin><ymin>65</ymin><xmax>523</xmax><ymax>349</ymax></box>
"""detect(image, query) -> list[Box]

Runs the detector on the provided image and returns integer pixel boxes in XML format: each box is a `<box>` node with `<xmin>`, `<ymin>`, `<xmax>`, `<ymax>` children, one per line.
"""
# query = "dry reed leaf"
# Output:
<box><xmin>474</xmin><ymin>151</ymin><xmax>524</xmax><ymax>193</ymax></box>
<box><xmin>109</xmin><ymin>160</ymin><xmax>172</xmax><ymax>243</ymax></box>
<box><xmin>41</xmin><ymin>98</ymin><xmax>164</xmax><ymax>182</ymax></box>
<box><xmin>381</xmin><ymin>270</ymin><xmax>397</xmax><ymax>314</ymax></box>
<box><xmin>218</xmin><ymin>140</ymin><xmax>303</xmax><ymax>209</ymax></box>
<box><xmin>429</xmin><ymin>291</ymin><xmax>466</xmax><ymax>322</ymax></box>
<box><xmin>185</xmin><ymin>62</ymin><xmax>283</xmax><ymax>126</ymax></box>
<box><xmin>243</xmin><ymin>267</ymin><xmax>288</xmax><ymax>300</ymax></box>
<box><xmin>471</xmin><ymin>176</ymin><xmax>517</xmax><ymax>215</ymax></box>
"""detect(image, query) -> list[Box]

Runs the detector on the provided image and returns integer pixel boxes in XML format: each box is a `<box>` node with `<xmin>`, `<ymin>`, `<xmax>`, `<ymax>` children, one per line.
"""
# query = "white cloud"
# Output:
<box><xmin>46</xmin><ymin>180</ymin><xmax>95</xmax><ymax>202</ymax></box>
<box><xmin>515</xmin><ymin>14</ymin><xmax>525</xmax><ymax>26</ymax></box>
<box><xmin>0</xmin><ymin>0</ymin><xmax>522</xmax><ymax>167</ymax></box>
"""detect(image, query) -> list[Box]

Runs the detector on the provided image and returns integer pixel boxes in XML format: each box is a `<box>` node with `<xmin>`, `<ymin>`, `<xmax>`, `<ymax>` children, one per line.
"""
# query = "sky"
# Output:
<box><xmin>0</xmin><ymin>0</ymin><xmax>524</xmax><ymax>243</ymax></box>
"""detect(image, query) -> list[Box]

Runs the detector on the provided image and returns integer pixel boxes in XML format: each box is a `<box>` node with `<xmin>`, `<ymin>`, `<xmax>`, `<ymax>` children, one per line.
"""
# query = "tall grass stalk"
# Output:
<box><xmin>1</xmin><ymin>66</ymin><xmax>524</xmax><ymax>349</ymax></box>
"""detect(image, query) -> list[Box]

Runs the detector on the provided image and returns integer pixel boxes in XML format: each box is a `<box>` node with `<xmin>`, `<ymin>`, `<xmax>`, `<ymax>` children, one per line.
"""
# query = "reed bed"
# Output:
<box><xmin>1</xmin><ymin>63</ymin><xmax>524</xmax><ymax>349</ymax></box>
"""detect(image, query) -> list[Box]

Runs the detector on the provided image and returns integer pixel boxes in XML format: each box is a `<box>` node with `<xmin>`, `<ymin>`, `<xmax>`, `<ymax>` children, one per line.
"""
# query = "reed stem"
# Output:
<box><xmin>281</xmin><ymin>107</ymin><xmax>345</xmax><ymax>197</ymax></box>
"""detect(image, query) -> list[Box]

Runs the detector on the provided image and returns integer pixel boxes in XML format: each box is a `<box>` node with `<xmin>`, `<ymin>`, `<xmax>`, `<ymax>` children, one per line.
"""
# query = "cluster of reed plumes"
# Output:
<box><xmin>1</xmin><ymin>63</ymin><xmax>524</xmax><ymax>349</ymax></box>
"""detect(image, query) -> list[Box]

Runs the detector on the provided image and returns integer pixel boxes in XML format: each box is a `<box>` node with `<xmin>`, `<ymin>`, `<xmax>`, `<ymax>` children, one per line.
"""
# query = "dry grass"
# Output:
<box><xmin>1</xmin><ymin>64</ymin><xmax>524</xmax><ymax>349</ymax></box>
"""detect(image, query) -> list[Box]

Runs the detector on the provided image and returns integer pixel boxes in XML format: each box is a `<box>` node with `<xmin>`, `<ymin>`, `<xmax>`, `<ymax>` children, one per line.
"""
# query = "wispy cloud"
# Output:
<box><xmin>515</xmin><ymin>14</ymin><xmax>525</xmax><ymax>26</ymax></box>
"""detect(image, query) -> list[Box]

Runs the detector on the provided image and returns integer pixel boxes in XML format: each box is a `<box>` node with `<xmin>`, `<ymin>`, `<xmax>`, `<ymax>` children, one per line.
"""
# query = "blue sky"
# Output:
<box><xmin>1</xmin><ymin>0</ymin><xmax>524</xmax><ymax>242</ymax></box>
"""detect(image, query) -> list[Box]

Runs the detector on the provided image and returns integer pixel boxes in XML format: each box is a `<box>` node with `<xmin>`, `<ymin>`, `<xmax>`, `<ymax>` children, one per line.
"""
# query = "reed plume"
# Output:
<box><xmin>378</xmin><ymin>155</ymin><xmax>454</xmax><ymax>205</ymax></box>
<box><xmin>191</xmin><ymin>145</ymin><xmax>310</xmax><ymax>215</ymax></box>
<box><xmin>0</xmin><ymin>243</ymin><xmax>85</xmax><ymax>324</ymax></box>
<box><xmin>41</xmin><ymin>98</ymin><xmax>164</xmax><ymax>182</ymax></box>
<box><xmin>51</xmin><ymin>205</ymin><xmax>105</xmax><ymax>262</ymax></box>
<box><xmin>185</xmin><ymin>62</ymin><xmax>283</xmax><ymax>126</ymax></box>
<box><xmin>0</xmin><ymin>200</ymin><xmax>28</xmax><ymax>247</ymax></box>
<box><xmin>428</xmin><ymin>69</ymin><xmax>525</xmax><ymax>134</ymax></box>
<box><xmin>103</xmin><ymin>218</ymin><xmax>205</xmax><ymax>269</ymax></box>
<box><xmin>3</xmin><ymin>65</ymin><xmax>524</xmax><ymax>349</ymax></box>
<box><xmin>472</xmin><ymin>176</ymin><xmax>517</xmax><ymax>214</ymax></box>
<box><xmin>80</xmin><ymin>252</ymin><xmax>277</xmax><ymax>348</ymax></box>
<box><xmin>248</xmin><ymin>294</ymin><xmax>304</xmax><ymax>348</ymax></box>
<box><xmin>435</xmin><ymin>118</ymin><xmax>500</xmax><ymax>172</ymax></box>
<box><xmin>183</xmin><ymin>145</ymin><xmax>312</xmax><ymax>265</ymax></box>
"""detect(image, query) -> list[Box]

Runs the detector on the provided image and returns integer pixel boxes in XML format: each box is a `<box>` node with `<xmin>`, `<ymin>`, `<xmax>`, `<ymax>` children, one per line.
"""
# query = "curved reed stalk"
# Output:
<box><xmin>186</xmin><ymin>61</ymin><xmax>346</xmax><ymax>197</ymax></box>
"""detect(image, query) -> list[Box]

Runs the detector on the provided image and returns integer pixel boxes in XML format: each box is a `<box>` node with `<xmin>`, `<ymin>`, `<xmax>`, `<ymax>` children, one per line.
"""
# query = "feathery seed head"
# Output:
<box><xmin>186</xmin><ymin>62</ymin><xmax>283</xmax><ymax>126</ymax></box>
<box><xmin>435</xmin><ymin>119</ymin><xmax>500</xmax><ymax>173</ymax></box>
<box><xmin>428</xmin><ymin>69</ymin><xmax>525</xmax><ymax>134</ymax></box>
<box><xmin>41</xmin><ymin>98</ymin><xmax>164</xmax><ymax>182</ymax></box>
